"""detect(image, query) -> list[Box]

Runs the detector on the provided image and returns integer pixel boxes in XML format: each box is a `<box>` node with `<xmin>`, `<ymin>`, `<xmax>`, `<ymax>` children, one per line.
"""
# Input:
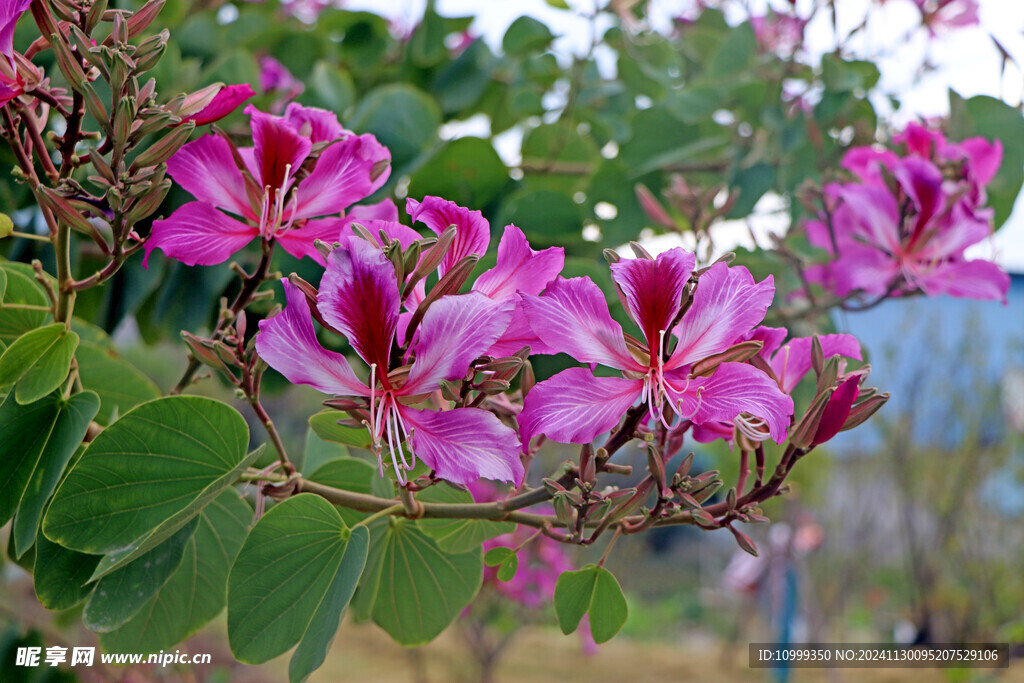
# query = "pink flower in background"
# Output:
<box><xmin>259</xmin><ymin>55</ymin><xmax>304</xmax><ymax>109</ymax></box>
<box><xmin>146</xmin><ymin>104</ymin><xmax>389</xmax><ymax>267</ymax></box>
<box><xmin>0</xmin><ymin>0</ymin><xmax>32</xmax><ymax>61</ymax></box>
<box><xmin>519</xmin><ymin>248</ymin><xmax>793</xmax><ymax>449</ymax></box>
<box><xmin>807</xmin><ymin>122</ymin><xmax>1009</xmax><ymax>302</ymax></box>
<box><xmin>256</xmin><ymin>237</ymin><xmax>524</xmax><ymax>487</ymax></box>
<box><xmin>179</xmin><ymin>83</ymin><xmax>255</xmax><ymax>126</ymax></box>
<box><xmin>750</xmin><ymin>12</ymin><xmax>807</xmax><ymax>55</ymax></box>
<box><xmin>909</xmin><ymin>0</ymin><xmax>980</xmax><ymax>33</ymax></box>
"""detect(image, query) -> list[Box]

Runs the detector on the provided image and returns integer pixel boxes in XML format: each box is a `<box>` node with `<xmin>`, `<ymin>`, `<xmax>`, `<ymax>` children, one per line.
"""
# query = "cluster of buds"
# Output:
<box><xmin>635</xmin><ymin>174</ymin><xmax>737</xmax><ymax>238</ymax></box>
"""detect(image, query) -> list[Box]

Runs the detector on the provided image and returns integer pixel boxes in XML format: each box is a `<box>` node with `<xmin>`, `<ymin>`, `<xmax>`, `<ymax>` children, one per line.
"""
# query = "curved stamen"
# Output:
<box><xmin>734</xmin><ymin>413</ymin><xmax>771</xmax><ymax>442</ymax></box>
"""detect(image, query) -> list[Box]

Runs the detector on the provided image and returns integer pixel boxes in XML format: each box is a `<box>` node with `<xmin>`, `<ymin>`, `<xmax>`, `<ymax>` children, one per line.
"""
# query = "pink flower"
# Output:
<box><xmin>0</xmin><ymin>0</ymin><xmax>32</xmax><ymax>62</ymax></box>
<box><xmin>145</xmin><ymin>104</ymin><xmax>390</xmax><ymax>267</ymax></box>
<box><xmin>180</xmin><ymin>84</ymin><xmax>254</xmax><ymax>126</ymax></box>
<box><xmin>518</xmin><ymin>249</ymin><xmax>793</xmax><ymax>449</ymax></box>
<box><xmin>259</xmin><ymin>55</ymin><xmax>304</xmax><ymax>110</ymax></box>
<box><xmin>909</xmin><ymin>0</ymin><xmax>980</xmax><ymax>33</ymax></box>
<box><xmin>255</xmin><ymin>237</ymin><xmax>524</xmax><ymax>487</ymax></box>
<box><xmin>750</xmin><ymin>13</ymin><xmax>807</xmax><ymax>55</ymax></box>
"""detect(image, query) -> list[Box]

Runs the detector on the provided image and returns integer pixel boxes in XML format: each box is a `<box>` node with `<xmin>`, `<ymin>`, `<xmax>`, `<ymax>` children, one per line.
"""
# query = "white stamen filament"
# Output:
<box><xmin>364</xmin><ymin>362</ymin><xmax>417</xmax><ymax>482</ymax></box>
<box><xmin>258</xmin><ymin>163</ymin><xmax>297</xmax><ymax>238</ymax></box>
<box><xmin>734</xmin><ymin>413</ymin><xmax>771</xmax><ymax>442</ymax></box>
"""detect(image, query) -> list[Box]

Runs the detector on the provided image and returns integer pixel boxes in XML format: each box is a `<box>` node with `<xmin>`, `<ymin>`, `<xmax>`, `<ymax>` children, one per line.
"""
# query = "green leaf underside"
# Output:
<box><xmin>289</xmin><ymin>525</ymin><xmax>370</xmax><ymax>683</ymax></box>
<box><xmin>8</xmin><ymin>392</ymin><xmax>100</xmax><ymax>557</ymax></box>
<box><xmin>417</xmin><ymin>484</ymin><xmax>515</xmax><ymax>553</ymax></box>
<box><xmin>0</xmin><ymin>392</ymin><xmax>100</xmax><ymax>551</ymax></box>
<box><xmin>0</xmin><ymin>324</ymin><xmax>78</xmax><ymax>404</ymax></box>
<box><xmin>228</xmin><ymin>494</ymin><xmax>352</xmax><ymax>664</ymax></box>
<box><xmin>100</xmin><ymin>491</ymin><xmax>252</xmax><ymax>653</ymax></box>
<box><xmin>84</xmin><ymin>518</ymin><xmax>198</xmax><ymax>633</ymax></box>
<box><xmin>43</xmin><ymin>396</ymin><xmax>254</xmax><ymax>577</ymax></box>
<box><xmin>33</xmin><ymin>529</ymin><xmax>101</xmax><ymax>611</ymax></box>
<box><xmin>354</xmin><ymin>519</ymin><xmax>483</xmax><ymax>646</ymax></box>
<box><xmin>0</xmin><ymin>265</ymin><xmax>50</xmax><ymax>344</ymax></box>
<box><xmin>554</xmin><ymin>564</ymin><xmax>628</xmax><ymax>644</ymax></box>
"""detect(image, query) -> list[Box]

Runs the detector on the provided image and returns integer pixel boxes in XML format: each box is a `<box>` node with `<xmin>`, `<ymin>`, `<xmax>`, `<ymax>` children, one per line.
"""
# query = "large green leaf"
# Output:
<box><xmin>347</xmin><ymin>84</ymin><xmax>441</xmax><ymax>170</ymax></box>
<box><xmin>228</xmin><ymin>494</ymin><xmax>358</xmax><ymax>664</ymax></box>
<box><xmin>0</xmin><ymin>268</ymin><xmax>6</xmax><ymax>302</ymax></box>
<box><xmin>83</xmin><ymin>519</ymin><xmax>198</xmax><ymax>633</ymax></box>
<box><xmin>309</xmin><ymin>409</ymin><xmax>372</xmax><ymax>449</ymax></box>
<box><xmin>99</xmin><ymin>491</ymin><xmax>251</xmax><ymax>653</ymax></box>
<box><xmin>306</xmin><ymin>458</ymin><xmax>376</xmax><ymax>527</ymax></box>
<box><xmin>75</xmin><ymin>341</ymin><xmax>161</xmax><ymax>425</ymax></box>
<box><xmin>33</xmin><ymin>526</ymin><xmax>101</xmax><ymax>611</ymax></box>
<box><xmin>0</xmin><ymin>392</ymin><xmax>99</xmax><ymax>550</ymax></box>
<box><xmin>289</xmin><ymin>525</ymin><xmax>369</xmax><ymax>683</ymax></box>
<box><xmin>0</xmin><ymin>324</ymin><xmax>78</xmax><ymax>404</ymax></box>
<box><xmin>302</xmin><ymin>427</ymin><xmax>350</xmax><ymax>474</ymax></box>
<box><xmin>553</xmin><ymin>564</ymin><xmax>628</xmax><ymax>644</ymax></box>
<box><xmin>354</xmin><ymin>518</ymin><xmax>482</xmax><ymax>646</ymax></box>
<box><xmin>0</xmin><ymin>263</ymin><xmax>50</xmax><ymax>344</ymax></box>
<box><xmin>418</xmin><ymin>484</ymin><xmax>515</xmax><ymax>554</ymax></box>
<box><xmin>408</xmin><ymin>137</ymin><xmax>509</xmax><ymax>209</ymax></box>
<box><xmin>6</xmin><ymin>392</ymin><xmax>100</xmax><ymax>557</ymax></box>
<box><xmin>502</xmin><ymin>16</ymin><xmax>554</xmax><ymax>56</ymax></box>
<box><xmin>43</xmin><ymin>396</ymin><xmax>257</xmax><ymax>578</ymax></box>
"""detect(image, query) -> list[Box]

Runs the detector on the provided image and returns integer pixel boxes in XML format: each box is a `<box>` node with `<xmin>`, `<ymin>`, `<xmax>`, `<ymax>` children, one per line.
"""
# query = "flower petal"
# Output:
<box><xmin>166</xmin><ymin>135</ymin><xmax>253</xmax><ymax>220</ymax></box>
<box><xmin>473</xmin><ymin>225</ymin><xmax>565</xmax><ymax>301</ymax></box>
<box><xmin>913</xmin><ymin>259</ymin><xmax>1010</xmax><ymax>302</ymax></box>
<box><xmin>275</xmin><ymin>218</ymin><xmax>346</xmax><ymax>264</ymax></box>
<box><xmin>183</xmin><ymin>84</ymin><xmax>254</xmax><ymax>126</ymax></box>
<box><xmin>838</xmin><ymin>184</ymin><xmax>901</xmax><ymax>252</ymax></box>
<box><xmin>293</xmin><ymin>133</ymin><xmax>391</xmax><ymax>219</ymax></box>
<box><xmin>144</xmin><ymin>202</ymin><xmax>258</xmax><ymax>267</ymax></box>
<box><xmin>670</xmin><ymin>263</ymin><xmax>774</xmax><ymax>368</ymax></box>
<box><xmin>282</xmin><ymin>102</ymin><xmax>346</xmax><ymax>143</ymax></box>
<box><xmin>402</xmin><ymin>406</ymin><xmax>524</xmax><ymax>486</ymax></box>
<box><xmin>403</xmin><ymin>292</ymin><xmax>514</xmax><ymax>394</ymax></box>
<box><xmin>518</xmin><ymin>368</ymin><xmax>642</xmax><ymax>446</ymax></box>
<box><xmin>770</xmin><ymin>334</ymin><xmax>862</xmax><ymax>394</ymax></box>
<box><xmin>666</xmin><ymin>362</ymin><xmax>793</xmax><ymax>443</ymax></box>
<box><xmin>894</xmin><ymin>157</ymin><xmax>944</xmax><ymax>231</ymax></box>
<box><xmin>521</xmin><ymin>277</ymin><xmax>643</xmax><ymax>371</ymax></box>
<box><xmin>486</xmin><ymin>297</ymin><xmax>558</xmax><ymax>357</ymax></box>
<box><xmin>348</xmin><ymin>198</ymin><xmax>400</xmax><ymax>222</ymax></box>
<box><xmin>318</xmin><ymin>237</ymin><xmax>399</xmax><ymax>370</ymax></box>
<box><xmin>610</xmin><ymin>247</ymin><xmax>695</xmax><ymax>348</ymax></box>
<box><xmin>406</xmin><ymin>196</ymin><xmax>489</xmax><ymax>276</ymax></box>
<box><xmin>743</xmin><ymin>326</ymin><xmax>788</xmax><ymax>360</ymax></box>
<box><xmin>246</xmin><ymin>104</ymin><xmax>311</xmax><ymax>193</ymax></box>
<box><xmin>256</xmin><ymin>279</ymin><xmax>369</xmax><ymax>396</ymax></box>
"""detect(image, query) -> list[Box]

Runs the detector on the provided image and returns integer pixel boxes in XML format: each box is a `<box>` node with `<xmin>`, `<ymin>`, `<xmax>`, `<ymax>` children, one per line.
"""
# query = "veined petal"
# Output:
<box><xmin>894</xmin><ymin>157</ymin><xmax>944</xmax><ymax>231</ymax></box>
<box><xmin>666</xmin><ymin>363</ymin><xmax>793</xmax><ymax>444</ymax></box>
<box><xmin>282</xmin><ymin>102</ymin><xmax>346</xmax><ymax>143</ymax></box>
<box><xmin>348</xmin><ymin>198</ymin><xmax>400</xmax><ymax>222</ymax></box>
<box><xmin>610</xmin><ymin>247</ymin><xmax>696</xmax><ymax>349</ymax></box>
<box><xmin>182</xmin><ymin>84</ymin><xmax>254</xmax><ymax>126</ymax></box>
<box><xmin>293</xmin><ymin>133</ymin><xmax>391</xmax><ymax>219</ymax></box>
<box><xmin>473</xmin><ymin>225</ymin><xmax>565</xmax><ymax>301</ymax></box>
<box><xmin>518</xmin><ymin>368</ymin><xmax>642</xmax><ymax>446</ymax></box>
<box><xmin>670</xmin><ymin>263</ymin><xmax>774</xmax><ymax>368</ymax></box>
<box><xmin>256</xmin><ymin>279</ymin><xmax>369</xmax><ymax>396</ymax></box>
<box><xmin>840</xmin><ymin>146</ymin><xmax>899</xmax><ymax>184</ymax></box>
<box><xmin>275</xmin><ymin>218</ymin><xmax>347</xmax><ymax>264</ymax></box>
<box><xmin>166</xmin><ymin>135</ymin><xmax>253</xmax><ymax>220</ymax></box>
<box><xmin>521</xmin><ymin>277</ymin><xmax>643</xmax><ymax>371</ymax></box>
<box><xmin>144</xmin><ymin>202</ymin><xmax>258</xmax><ymax>267</ymax></box>
<box><xmin>318</xmin><ymin>237</ymin><xmax>400</xmax><ymax>371</ymax></box>
<box><xmin>407</xmin><ymin>196</ymin><xmax>489</xmax><ymax>276</ymax></box>
<box><xmin>831</xmin><ymin>243</ymin><xmax>900</xmax><ymax>296</ymax></box>
<box><xmin>486</xmin><ymin>297</ymin><xmax>558</xmax><ymax>357</ymax></box>
<box><xmin>913</xmin><ymin>259</ymin><xmax>1010</xmax><ymax>302</ymax></box>
<box><xmin>402</xmin><ymin>406</ymin><xmax>524</xmax><ymax>486</ymax></box>
<box><xmin>838</xmin><ymin>184</ymin><xmax>901</xmax><ymax>252</ymax></box>
<box><xmin>743</xmin><ymin>326</ymin><xmax>788</xmax><ymax>360</ymax></box>
<box><xmin>246</xmin><ymin>104</ymin><xmax>311</xmax><ymax>193</ymax></box>
<box><xmin>403</xmin><ymin>292</ymin><xmax>514</xmax><ymax>394</ymax></box>
<box><xmin>770</xmin><ymin>334</ymin><xmax>862</xmax><ymax>394</ymax></box>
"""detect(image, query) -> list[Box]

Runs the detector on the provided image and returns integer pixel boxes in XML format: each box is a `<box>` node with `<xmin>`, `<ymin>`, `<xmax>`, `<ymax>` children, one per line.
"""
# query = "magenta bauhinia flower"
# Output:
<box><xmin>0</xmin><ymin>0</ymin><xmax>32</xmax><ymax>61</ymax></box>
<box><xmin>146</xmin><ymin>104</ymin><xmax>390</xmax><ymax>267</ymax></box>
<box><xmin>180</xmin><ymin>84</ymin><xmax>255</xmax><ymax>126</ymax></box>
<box><xmin>255</xmin><ymin>236</ymin><xmax>524</xmax><ymax>487</ymax></box>
<box><xmin>518</xmin><ymin>248</ymin><xmax>793</xmax><ymax>449</ymax></box>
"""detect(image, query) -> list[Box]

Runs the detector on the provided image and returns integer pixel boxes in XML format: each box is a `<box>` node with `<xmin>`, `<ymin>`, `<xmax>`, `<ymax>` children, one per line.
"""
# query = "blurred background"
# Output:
<box><xmin>2</xmin><ymin>0</ymin><xmax>1023</xmax><ymax>680</ymax></box>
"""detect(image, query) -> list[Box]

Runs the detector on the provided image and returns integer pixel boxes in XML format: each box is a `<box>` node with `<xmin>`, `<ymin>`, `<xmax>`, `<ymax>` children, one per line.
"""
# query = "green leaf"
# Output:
<box><xmin>6</xmin><ymin>392</ymin><xmax>100</xmax><ymax>557</ymax></box>
<box><xmin>43</xmin><ymin>396</ymin><xmax>257</xmax><ymax>577</ymax></box>
<box><xmin>553</xmin><ymin>564</ymin><xmax>628</xmax><ymax>643</ymax></box>
<box><xmin>306</xmin><ymin>458</ymin><xmax>376</xmax><ymax>527</ymax></box>
<box><xmin>502</xmin><ymin>16</ymin><xmax>554</xmax><ymax>56</ymax></box>
<box><xmin>484</xmin><ymin>547</ymin><xmax>519</xmax><ymax>582</ymax></box>
<box><xmin>418</xmin><ymin>484</ymin><xmax>515</xmax><ymax>554</ymax></box>
<box><xmin>432</xmin><ymin>40</ymin><xmax>496</xmax><ymax>114</ymax></box>
<box><xmin>99</xmin><ymin>491</ymin><xmax>251</xmax><ymax>653</ymax></box>
<box><xmin>228</xmin><ymin>494</ymin><xmax>354</xmax><ymax>664</ymax></box>
<box><xmin>289</xmin><ymin>525</ymin><xmax>369</xmax><ymax>683</ymax></box>
<box><xmin>347</xmin><ymin>84</ymin><xmax>441</xmax><ymax>170</ymax></box>
<box><xmin>83</xmin><ymin>518</ymin><xmax>198</xmax><ymax>633</ymax></box>
<box><xmin>0</xmin><ymin>268</ymin><xmax>6</xmax><ymax>302</ymax></box>
<box><xmin>0</xmin><ymin>264</ymin><xmax>50</xmax><ymax>344</ymax></box>
<box><xmin>408</xmin><ymin>137</ymin><xmax>509</xmax><ymax>209</ymax></box>
<box><xmin>301</xmin><ymin>61</ymin><xmax>356</xmax><ymax>114</ymax></box>
<box><xmin>75</xmin><ymin>341</ymin><xmax>161</xmax><ymax>425</ymax></box>
<box><xmin>727</xmin><ymin>162</ymin><xmax>776</xmax><ymax>218</ymax></box>
<box><xmin>497</xmin><ymin>189</ymin><xmax>583</xmax><ymax>248</ymax></box>
<box><xmin>33</xmin><ymin>527</ymin><xmax>101</xmax><ymax>611</ymax></box>
<box><xmin>302</xmin><ymin>427</ymin><xmax>349</xmax><ymax>474</ymax></box>
<box><xmin>0</xmin><ymin>212</ymin><xmax>12</xmax><ymax>239</ymax></box>
<box><xmin>521</xmin><ymin>122</ymin><xmax>599</xmax><ymax>194</ymax></box>
<box><xmin>706</xmin><ymin>22</ymin><xmax>756</xmax><ymax>78</ymax></box>
<box><xmin>408</xmin><ymin>7</ymin><xmax>447</xmax><ymax>67</ymax></box>
<box><xmin>0</xmin><ymin>324</ymin><xmax>77</xmax><ymax>404</ymax></box>
<box><xmin>309</xmin><ymin>409</ymin><xmax>372</xmax><ymax>449</ymax></box>
<box><xmin>544</xmin><ymin>0</ymin><xmax>570</xmax><ymax>8</ymax></box>
<box><xmin>356</xmin><ymin>518</ymin><xmax>482</xmax><ymax>646</ymax></box>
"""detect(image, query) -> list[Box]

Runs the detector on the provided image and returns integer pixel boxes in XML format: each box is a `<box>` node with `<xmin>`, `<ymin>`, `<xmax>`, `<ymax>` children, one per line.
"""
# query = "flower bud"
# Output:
<box><xmin>691</xmin><ymin>340</ymin><xmax>764</xmax><ymax>378</ymax></box>
<box><xmin>131</xmin><ymin>122</ymin><xmax>195</xmax><ymax>168</ymax></box>
<box><xmin>49</xmin><ymin>33</ymin><xmax>88</xmax><ymax>92</ymax></box>
<box><xmin>811</xmin><ymin>376</ymin><xmax>860</xmax><ymax>446</ymax></box>
<box><xmin>729</xmin><ymin>526</ymin><xmax>758</xmax><ymax>556</ymax></box>
<box><xmin>134</xmin><ymin>29</ymin><xmax>169</xmax><ymax>73</ymax></box>
<box><xmin>840</xmin><ymin>392</ymin><xmax>889</xmax><ymax>432</ymax></box>
<box><xmin>635</xmin><ymin>183</ymin><xmax>675</xmax><ymax>228</ymax></box>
